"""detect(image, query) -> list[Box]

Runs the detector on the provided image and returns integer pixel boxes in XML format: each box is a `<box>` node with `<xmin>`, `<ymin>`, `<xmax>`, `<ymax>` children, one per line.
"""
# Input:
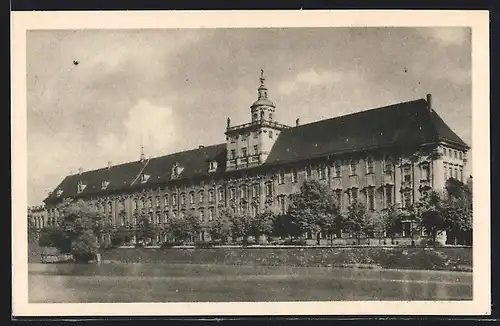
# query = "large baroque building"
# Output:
<box><xmin>43</xmin><ymin>71</ymin><xmax>469</xmax><ymax>242</ymax></box>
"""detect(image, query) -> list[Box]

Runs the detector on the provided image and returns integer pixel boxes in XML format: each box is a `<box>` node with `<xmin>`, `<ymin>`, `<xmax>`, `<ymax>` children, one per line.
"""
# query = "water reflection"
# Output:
<box><xmin>28</xmin><ymin>263</ymin><xmax>472</xmax><ymax>303</ymax></box>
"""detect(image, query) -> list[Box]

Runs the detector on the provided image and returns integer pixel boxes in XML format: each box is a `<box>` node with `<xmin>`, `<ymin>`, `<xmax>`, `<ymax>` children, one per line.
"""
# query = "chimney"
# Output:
<box><xmin>295</xmin><ymin>118</ymin><xmax>300</xmax><ymax>127</ymax></box>
<box><xmin>426</xmin><ymin>94</ymin><xmax>432</xmax><ymax>111</ymax></box>
<box><xmin>78</xmin><ymin>167</ymin><xmax>83</xmax><ymax>175</ymax></box>
<box><xmin>198</xmin><ymin>145</ymin><xmax>204</xmax><ymax>149</ymax></box>
<box><xmin>69</xmin><ymin>169</ymin><xmax>73</xmax><ymax>175</ymax></box>
<box><xmin>107</xmin><ymin>161</ymin><xmax>112</xmax><ymax>169</ymax></box>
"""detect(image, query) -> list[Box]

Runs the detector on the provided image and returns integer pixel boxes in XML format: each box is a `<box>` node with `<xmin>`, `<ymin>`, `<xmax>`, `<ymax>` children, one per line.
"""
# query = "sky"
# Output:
<box><xmin>27</xmin><ymin>27</ymin><xmax>471</xmax><ymax>206</ymax></box>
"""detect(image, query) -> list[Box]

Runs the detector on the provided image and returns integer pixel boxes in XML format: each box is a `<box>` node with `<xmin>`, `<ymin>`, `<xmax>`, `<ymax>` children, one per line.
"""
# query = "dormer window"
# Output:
<box><xmin>56</xmin><ymin>189</ymin><xmax>63</xmax><ymax>197</ymax></box>
<box><xmin>208</xmin><ymin>161</ymin><xmax>218</xmax><ymax>172</ymax></box>
<box><xmin>366</xmin><ymin>157</ymin><xmax>374</xmax><ymax>174</ymax></box>
<box><xmin>140</xmin><ymin>174</ymin><xmax>150</xmax><ymax>183</ymax></box>
<box><xmin>172</xmin><ymin>163</ymin><xmax>183</xmax><ymax>179</ymax></box>
<box><xmin>101</xmin><ymin>180</ymin><xmax>110</xmax><ymax>190</ymax></box>
<box><xmin>77</xmin><ymin>181</ymin><xmax>86</xmax><ymax>194</ymax></box>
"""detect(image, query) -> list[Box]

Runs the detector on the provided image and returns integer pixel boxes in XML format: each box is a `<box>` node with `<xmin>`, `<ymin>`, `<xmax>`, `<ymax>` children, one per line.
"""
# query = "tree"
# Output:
<box><xmin>249</xmin><ymin>209</ymin><xmax>276</xmax><ymax>241</ymax></box>
<box><xmin>47</xmin><ymin>199</ymin><xmax>105</xmax><ymax>262</ymax></box>
<box><xmin>419</xmin><ymin>191</ymin><xmax>447</xmax><ymax>246</ymax></box>
<box><xmin>321</xmin><ymin>210</ymin><xmax>344</xmax><ymax>246</ymax></box>
<box><xmin>135</xmin><ymin>215</ymin><xmax>156</xmax><ymax>245</ymax></box>
<box><xmin>208</xmin><ymin>208</ymin><xmax>233</xmax><ymax>243</ymax></box>
<box><xmin>344</xmin><ymin>201</ymin><xmax>368</xmax><ymax>245</ymax></box>
<box><xmin>71</xmin><ymin>229</ymin><xmax>99</xmax><ymax>263</ymax></box>
<box><xmin>381</xmin><ymin>204</ymin><xmax>403</xmax><ymax>242</ymax></box>
<box><xmin>111</xmin><ymin>226</ymin><xmax>134</xmax><ymax>247</ymax></box>
<box><xmin>365</xmin><ymin>210</ymin><xmax>385</xmax><ymax>244</ymax></box>
<box><xmin>287</xmin><ymin>180</ymin><xmax>340</xmax><ymax>242</ymax></box>
<box><xmin>443</xmin><ymin>178</ymin><xmax>473</xmax><ymax>245</ymax></box>
<box><xmin>272</xmin><ymin>213</ymin><xmax>302</xmax><ymax>239</ymax></box>
<box><xmin>166</xmin><ymin>212</ymin><xmax>201</xmax><ymax>243</ymax></box>
<box><xmin>228</xmin><ymin>212</ymin><xmax>254</xmax><ymax>244</ymax></box>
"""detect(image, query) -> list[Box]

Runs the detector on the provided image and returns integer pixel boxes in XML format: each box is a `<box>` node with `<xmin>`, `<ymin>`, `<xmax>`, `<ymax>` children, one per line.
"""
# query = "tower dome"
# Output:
<box><xmin>251</xmin><ymin>69</ymin><xmax>276</xmax><ymax>109</ymax></box>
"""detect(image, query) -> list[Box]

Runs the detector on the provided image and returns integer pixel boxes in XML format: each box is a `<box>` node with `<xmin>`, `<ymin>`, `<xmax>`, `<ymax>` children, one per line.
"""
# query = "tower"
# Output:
<box><xmin>225</xmin><ymin>70</ymin><xmax>290</xmax><ymax>171</ymax></box>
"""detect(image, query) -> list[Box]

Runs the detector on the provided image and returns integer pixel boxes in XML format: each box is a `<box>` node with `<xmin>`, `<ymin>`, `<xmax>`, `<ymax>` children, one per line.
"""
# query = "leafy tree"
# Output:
<box><xmin>228</xmin><ymin>212</ymin><xmax>254</xmax><ymax>243</ymax></box>
<box><xmin>111</xmin><ymin>226</ymin><xmax>134</xmax><ymax>247</ymax></box>
<box><xmin>166</xmin><ymin>212</ymin><xmax>201</xmax><ymax>242</ymax></box>
<box><xmin>71</xmin><ymin>229</ymin><xmax>99</xmax><ymax>263</ymax></box>
<box><xmin>272</xmin><ymin>213</ymin><xmax>302</xmax><ymax>239</ymax></box>
<box><xmin>443</xmin><ymin>178</ymin><xmax>473</xmax><ymax>245</ymax></box>
<box><xmin>27</xmin><ymin>216</ymin><xmax>38</xmax><ymax>244</ymax></box>
<box><xmin>287</xmin><ymin>180</ymin><xmax>340</xmax><ymax>242</ymax></box>
<box><xmin>365</xmin><ymin>210</ymin><xmax>385</xmax><ymax>244</ymax></box>
<box><xmin>249</xmin><ymin>209</ymin><xmax>276</xmax><ymax>241</ymax></box>
<box><xmin>381</xmin><ymin>204</ymin><xmax>403</xmax><ymax>241</ymax></box>
<box><xmin>419</xmin><ymin>191</ymin><xmax>447</xmax><ymax>246</ymax></box>
<box><xmin>136</xmin><ymin>215</ymin><xmax>156</xmax><ymax>245</ymax></box>
<box><xmin>344</xmin><ymin>201</ymin><xmax>368</xmax><ymax>245</ymax></box>
<box><xmin>208</xmin><ymin>207</ymin><xmax>233</xmax><ymax>243</ymax></box>
<box><xmin>321</xmin><ymin>210</ymin><xmax>344</xmax><ymax>246</ymax></box>
<box><xmin>45</xmin><ymin>199</ymin><xmax>105</xmax><ymax>262</ymax></box>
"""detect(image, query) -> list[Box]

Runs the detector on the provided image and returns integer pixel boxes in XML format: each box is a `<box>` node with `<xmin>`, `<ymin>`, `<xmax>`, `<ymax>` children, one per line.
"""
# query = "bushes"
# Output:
<box><xmin>283</xmin><ymin>238</ymin><xmax>307</xmax><ymax>246</ymax></box>
<box><xmin>160</xmin><ymin>241</ymin><xmax>184</xmax><ymax>249</ymax></box>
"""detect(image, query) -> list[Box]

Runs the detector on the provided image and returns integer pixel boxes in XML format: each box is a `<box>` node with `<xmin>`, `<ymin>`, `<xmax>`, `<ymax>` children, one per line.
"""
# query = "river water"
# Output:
<box><xmin>28</xmin><ymin>263</ymin><xmax>472</xmax><ymax>302</ymax></box>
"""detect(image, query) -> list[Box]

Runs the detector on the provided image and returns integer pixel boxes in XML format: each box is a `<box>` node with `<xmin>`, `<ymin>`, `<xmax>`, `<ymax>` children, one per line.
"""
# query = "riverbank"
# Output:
<box><xmin>101</xmin><ymin>246</ymin><xmax>472</xmax><ymax>272</ymax></box>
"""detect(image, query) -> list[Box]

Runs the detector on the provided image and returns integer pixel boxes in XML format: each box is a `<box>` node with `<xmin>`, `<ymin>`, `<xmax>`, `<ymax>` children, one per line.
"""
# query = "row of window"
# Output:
<box><xmin>230</xmin><ymin>145</ymin><xmax>259</xmax><ymax>160</ymax></box>
<box><xmin>444</xmin><ymin>163</ymin><xmax>464</xmax><ymax>182</ymax></box>
<box><xmin>444</xmin><ymin>147</ymin><xmax>464</xmax><ymax>160</ymax></box>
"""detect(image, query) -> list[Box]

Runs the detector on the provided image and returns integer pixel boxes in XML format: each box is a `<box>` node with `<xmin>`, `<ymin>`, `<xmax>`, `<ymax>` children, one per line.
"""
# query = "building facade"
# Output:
<box><xmin>43</xmin><ymin>71</ymin><xmax>470</xmax><ymax>243</ymax></box>
<box><xmin>28</xmin><ymin>205</ymin><xmax>47</xmax><ymax>229</ymax></box>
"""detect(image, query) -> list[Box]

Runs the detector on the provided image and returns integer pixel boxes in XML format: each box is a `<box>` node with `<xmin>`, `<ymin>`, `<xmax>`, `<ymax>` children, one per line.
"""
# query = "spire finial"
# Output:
<box><xmin>259</xmin><ymin>69</ymin><xmax>265</xmax><ymax>87</ymax></box>
<box><xmin>140</xmin><ymin>136</ymin><xmax>145</xmax><ymax>162</ymax></box>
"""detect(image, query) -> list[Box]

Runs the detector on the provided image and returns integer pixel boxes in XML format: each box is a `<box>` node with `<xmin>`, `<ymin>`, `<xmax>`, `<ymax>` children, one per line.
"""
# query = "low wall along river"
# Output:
<box><xmin>100</xmin><ymin>246</ymin><xmax>472</xmax><ymax>272</ymax></box>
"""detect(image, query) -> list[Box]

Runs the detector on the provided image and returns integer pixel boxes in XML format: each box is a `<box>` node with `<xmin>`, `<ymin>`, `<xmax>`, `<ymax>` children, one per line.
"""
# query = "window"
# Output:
<box><xmin>209</xmin><ymin>161</ymin><xmax>215</xmax><ymax>170</ymax></box>
<box><xmin>318</xmin><ymin>166</ymin><xmax>325</xmax><ymax>180</ymax></box>
<box><xmin>306</xmin><ymin>166</ymin><xmax>312</xmax><ymax>178</ymax></box>
<box><xmin>444</xmin><ymin>163</ymin><xmax>448</xmax><ymax>180</ymax></box>
<box><xmin>402</xmin><ymin>190</ymin><xmax>412</xmax><ymax>208</ymax></box>
<box><xmin>350</xmin><ymin>160</ymin><xmax>358</xmax><ymax>175</ymax></box>
<box><xmin>334</xmin><ymin>162</ymin><xmax>341</xmax><ymax>178</ymax></box>
<box><xmin>229</xmin><ymin>188</ymin><xmax>235</xmax><ymax>200</ymax></box>
<box><xmin>449</xmin><ymin>166</ymin><xmax>453</xmax><ymax>179</ymax></box>
<box><xmin>278</xmin><ymin>171</ymin><xmax>285</xmax><ymax>184</ymax></box>
<box><xmin>199</xmin><ymin>209</ymin><xmax>205</xmax><ymax>222</ymax></box>
<box><xmin>189</xmin><ymin>192</ymin><xmax>195</xmax><ymax>204</ymax></box>
<box><xmin>108</xmin><ymin>202</ymin><xmax>112</xmax><ymax>213</ymax></box>
<box><xmin>240</xmin><ymin>186</ymin><xmax>247</xmax><ymax>199</ymax></box>
<box><xmin>134</xmin><ymin>200</ymin><xmax>138</xmax><ymax>210</ymax></box>
<box><xmin>208</xmin><ymin>189</ymin><xmax>214</xmax><ymax>202</ymax></box>
<box><xmin>253</xmin><ymin>113</ymin><xmax>258</xmax><ymax>121</ymax></box>
<box><xmin>385</xmin><ymin>186</ymin><xmax>393</xmax><ymax>208</ymax></box>
<box><xmin>230</xmin><ymin>149</ymin><xmax>236</xmax><ymax>160</ymax></box>
<box><xmin>252</xmin><ymin>184</ymin><xmax>259</xmax><ymax>197</ymax></box>
<box><xmin>180</xmin><ymin>194</ymin><xmax>186</xmax><ymax>205</ymax></box>
<box><xmin>253</xmin><ymin>145</ymin><xmax>258</xmax><ymax>155</ymax></box>
<box><xmin>164</xmin><ymin>195</ymin><xmax>169</xmax><ymax>207</ymax></box>
<box><xmin>242</xmin><ymin>147</ymin><xmax>247</xmax><ymax>157</ymax></box>
<box><xmin>265</xmin><ymin>182</ymin><xmax>273</xmax><ymax>197</ymax></box>
<box><xmin>156</xmin><ymin>213</ymin><xmax>161</xmax><ymax>224</ymax></box>
<box><xmin>292</xmin><ymin>169</ymin><xmax>298</xmax><ymax>183</ymax></box>
<box><xmin>172</xmin><ymin>194</ymin><xmax>178</xmax><ymax>206</ymax></box>
<box><xmin>242</xmin><ymin>134</ymin><xmax>247</xmax><ymax>141</ymax></box>
<box><xmin>459</xmin><ymin>167</ymin><xmax>463</xmax><ymax>182</ymax></box>
<box><xmin>148</xmin><ymin>197</ymin><xmax>153</xmax><ymax>209</ymax></box>
<box><xmin>253</xmin><ymin>131</ymin><xmax>258</xmax><ymax>139</ymax></box>
<box><xmin>278</xmin><ymin>196</ymin><xmax>286</xmax><ymax>214</ymax></box>
<box><xmin>269</xmin><ymin>131</ymin><xmax>273</xmax><ymax>139</ymax></box>
<box><xmin>382</xmin><ymin>158</ymin><xmax>392</xmax><ymax>174</ymax></box>
<box><xmin>208</xmin><ymin>208</ymin><xmax>214</xmax><ymax>221</ymax></box>
<box><xmin>217</xmin><ymin>188</ymin><xmax>224</xmax><ymax>201</ymax></box>
<box><xmin>230</xmin><ymin>137</ymin><xmax>236</xmax><ymax>144</ymax></box>
<box><xmin>454</xmin><ymin>167</ymin><xmax>458</xmax><ymax>179</ymax></box>
<box><xmin>199</xmin><ymin>190</ymin><xmax>204</xmax><ymax>203</ymax></box>
<box><xmin>454</xmin><ymin>150</ymin><xmax>458</xmax><ymax>159</ymax></box>
<box><xmin>459</xmin><ymin>151</ymin><xmax>463</xmax><ymax>160</ymax></box>
<box><xmin>335</xmin><ymin>190</ymin><xmax>342</xmax><ymax>207</ymax></box>
<box><xmin>269</xmin><ymin>113</ymin><xmax>273</xmax><ymax>121</ymax></box>
<box><xmin>251</xmin><ymin>204</ymin><xmax>258</xmax><ymax>217</ymax></box>
<box><xmin>421</xmin><ymin>163</ymin><xmax>430</xmax><ymax>181</ymax></box>
<box><xmin>352</xmin><ymin>188</ymin><xmax>358</xmax><ymax>201</ymax></box>
<box><xmin>403</xmin><ymin>166</ymin><xmax>412</xmax><ymax>183</ymax></box>
<box><xmin>366</xmin><ymin>157</ymin><xmax>374</xmax><ymax>174</ymax></box>
<box><xmin>367</xmin><ymin>188</ymin><xmax>375</xmax><ymax>211</ymax></box>
<box><xmin>155</xmin><ymin>196</ymin><xmax>160</xmax><ymax>207</ymax></box>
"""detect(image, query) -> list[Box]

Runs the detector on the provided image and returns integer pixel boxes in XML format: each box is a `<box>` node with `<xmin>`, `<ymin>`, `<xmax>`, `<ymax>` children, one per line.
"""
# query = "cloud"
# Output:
<box><xmin>96</xmin><ymin>99</ymin><xmax>179</xmax><ymax>162</ymax></box>
<box><xmin>420</xmin><ymin>27</ymin><xmax>470</xmax><ymax>46</ymax></box>
<box><xmin>277</xmin><ymin>69</ymin><xmax>362</xmax><ymax>95</ymax></box>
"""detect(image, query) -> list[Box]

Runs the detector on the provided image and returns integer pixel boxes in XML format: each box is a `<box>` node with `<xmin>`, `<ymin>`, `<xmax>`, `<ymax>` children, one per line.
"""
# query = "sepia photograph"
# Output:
<box><xmin>12</xmin><ymin>10</ymin><xmax>490</xmax><ymax>316</ymax></box>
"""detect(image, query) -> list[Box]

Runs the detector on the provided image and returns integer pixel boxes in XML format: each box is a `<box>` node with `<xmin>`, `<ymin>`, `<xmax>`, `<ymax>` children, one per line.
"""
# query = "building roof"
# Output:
<box><xmin>265</xmin><ymin>98</ymin><xmax>468</xmax><ymax>165</ymax></box>
<box><xmin>45</xmin><ymin>97</ymin><xmax>468</xmax><ymax>203</ymax></box>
